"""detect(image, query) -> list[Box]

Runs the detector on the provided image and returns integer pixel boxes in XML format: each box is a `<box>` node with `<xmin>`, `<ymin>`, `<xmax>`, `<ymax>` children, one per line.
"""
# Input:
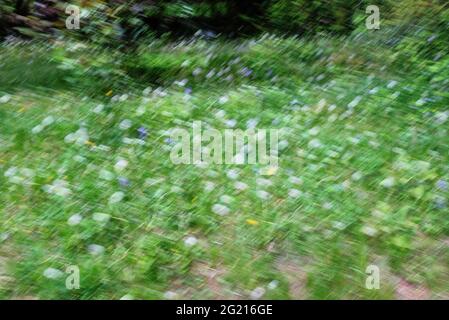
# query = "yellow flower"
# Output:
<box><xmin>85</xmin><ymin>140</ymin><xmax>95</xmax><ymax>146</ymax></box>
<box><xmin>246</xmin><ymin>219</ymin><xmax>259</xmax><ymax>226</ymax></box>
<box><xmin>106</xmin><ymin>90</ymin><xmax>113</xmax><ymax>96</ymax></box>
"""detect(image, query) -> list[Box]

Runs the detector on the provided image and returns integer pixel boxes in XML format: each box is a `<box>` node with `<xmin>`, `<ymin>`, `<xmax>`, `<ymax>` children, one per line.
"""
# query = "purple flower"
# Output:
<box><xmin>435</xmin><ymin>197</ymin><xmax>447</xmax><ymax>209</ymax></box>
<box><xmin>436</xmin><ymin>179</ymin><xmax>448</xmax><ymax>191</ymax></box>
<box><xmin>118</xmin><ymin>177</ymin><xmax>130</xmax><ymax>187</ymax></box>
<box><xmin>137</xmin><ymin>126</ymin><xmax>148</xmax><ymax>140</ymax></box>
<box><xmin>241</xmin><ymin>67</ymin><xmax>253</xmax><ymax>77</ymax></box>
<box><xmin>184</xmin><ymin>87</ymin><xmax>192</xmax><ymax>95</ymax></box>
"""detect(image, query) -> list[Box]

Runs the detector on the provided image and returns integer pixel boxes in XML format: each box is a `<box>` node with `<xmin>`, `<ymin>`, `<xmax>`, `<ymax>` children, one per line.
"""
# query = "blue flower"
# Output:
<box><xmin>118</xmin><ymin>177</ymin><xmax>130</xmax><ymax>188</ymax></box>
<box><xmin>137</xmin><ymin>126</ymin><xmax>148</xmax><ymax>140</ymax></box>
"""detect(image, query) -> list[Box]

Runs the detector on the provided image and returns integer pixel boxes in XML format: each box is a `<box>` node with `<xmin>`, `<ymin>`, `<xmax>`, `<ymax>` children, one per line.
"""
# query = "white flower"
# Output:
<box><xmin>119</xmin><ymin>119</ymin><xmax>132</xmax><ymax>130</ymax></box>
<box><xmin>256</xmin><ymin>190</ymin><xmax>271</xmax><ymax>200</ymax></box>
<box><xmin>348</xmin><ymin>96</ymin><xmax>362</xmax><ymax>108</ymax></box>
<box><xmin>93</xmin><ymin>104</ymin><xmax>104</xmax><ymax>114</ymax></box>
<box><xmin>267</xmin><ymin>280</ymin><xmax>279</xmax><ymax>290</ymax></box>
<box><xmin>42</xmin><ymin>116</ymin><xmax>55</xmax><ymax>126</ymax></box>
<box><xmin>46</xmin><ymin>180</ymin><xmax>71</xmax><ymax>197</ymax></box>
<box><xmin>288</xmin><ymin>176</ymin><xmax>303</xmax><ymax>185</ymax></box>
<box><xmin>308</xmin><ymin>139</ymin><xmax>322</xmax><ymax>149</ymax></box>
<box><xmin>226</xmin><ymin>169</ymin><xmax>239</xmax><ymax>180</ymax></box>
<box><xmin>119</xmin><ymin>94</ymin><xmax>129</xmax><ymax>102</ymax></box>
<box><xmin>204</xmin><ymin>181</ymin><xmax>215</xmax><ymax>192</ymax></box>
<box><xmin>192</xmin><ymin>67</ymin><xmax>202</xmax><ymax>76</ymax></box>
<box><xmin>322</xmin><ymin>202</ymin><xmax>333</xmax><ymax>210</ymax></box>
<box><xmin>234</xmin><ymin>181</ymin><xmax>248</xmax><ymax>191</ymax></box>
<box><xmin>32</xmin><ymin>125</ymin><xmax>44</xmax><ymax>134</ymax></box>
<box><xmin>93</xmin><ymin>212</ymin><xmax>111</xmax><ymax>223</ymax></box>
<box><xmin>256</xmin><ymin>178</ymin><xmax>272</xmax><ymax>187</ymax></box>
<box><xmin>164</xmin><ymin>291</ymin><xmax>178</xmax><ymax>300</ymax></box>
<box><xmin>43</xmin><ymin>268</ymin><xmax>64</xmax><ymax>279</ymax></box>
<box><xmin>88</xmin><ymin>244</ymin><xmax>105</xmax><ymax>255</ymax></box>
<box><xmin>351</xmin><ymin>171</ymin><xmax>363</xmax><ymax>181</ymax></box>
<box><xmin>212</xmin><ymin>204</ymin><xmax>230</xmax><ymax>216</ymax></box>
<box><xmin>109</xmin><ymin>191</ymin><xmax>125</xmax><ymax>204</ymax></box>
<box><xmin>387</xmin><ymin>80</ymin><xmax>397</xmax><ymax>89</ymax></box>
<box><xmin>4</xmin><ymin>167</ymin><xmax>18</xmax><ymax>177</ymax></box>
<box><xmin>380</xmin><ymin>177</ymin><xmax>395</xmax><ymax>188</ymax></box>
<box><xmin>0</xmin><ymin>94</ymin><xmax>11</xmax><ymax>104</ymax></box>
<box><xmin>220</xmin><ymin>195</ymin><xmax>234</xmax><ymax>204</ymax></box>
<box><xmin>114</xmin><ymin>159</ymin><xmax>128</xmax><ymax>172</ymax></box>
<box><xmin>67</xmin><ymin>213</ymin><xmax>82</xmax><ymax>226</ymax></box>
<box><xmin>308</xmin><ymin>126</ymin><xmax>320</xmax><ymax>136</ymax></box>
<box><xmin>225</xmin><ymin>119</ymin><xmax>237</xmax><ymax>128</ymax></box>
<box><xmin>73</xmin><ymin>155</ymin><xmax>86</xmax><ymax>163</ymax></box>
<box><xmin>99</xmin><ymin>169</ymin><xmax>115</xmax><ymax>181</ymax></box>
<box><xmin>250</xmin><ymin>287</ymin><xmax>266</xmax><ymax>300</ymax></box>
<box><xmin>435</xmin><ymin>111</ymin><xmax>448</xmax><ymax>125</ymax></box>
<box><xmin>361</xmin><ymin>225</ymin><xmax>378</xmax><ymax>237</ymax></box>
<box><xmin>218</xmin><ymin>96</ymin><xmax>229</xmax><ymax>104</ymax></box>
<box><xmin>184</xmin><ymin>236</ymin><xmax>198</xmax><ymax>247</ymax></box>
<box><xmin>288</xmin><ymin>189</ymin><xmax>302</xmax><ymax>199</ymax></box>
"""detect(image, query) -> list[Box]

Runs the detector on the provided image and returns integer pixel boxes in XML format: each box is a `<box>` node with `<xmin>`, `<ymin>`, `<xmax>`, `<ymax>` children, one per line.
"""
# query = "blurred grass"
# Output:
<box><xmin>0</xmin><ymin>30</ymin><xmax>448</xmax><ymax>300</ymax></box>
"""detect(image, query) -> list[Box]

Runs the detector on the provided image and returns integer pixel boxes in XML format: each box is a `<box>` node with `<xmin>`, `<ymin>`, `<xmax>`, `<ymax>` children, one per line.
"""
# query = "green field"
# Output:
<box><xmin>0</xmin><ymin>32</ymin><xmax>448</xmax><ymax>299</ymax></box>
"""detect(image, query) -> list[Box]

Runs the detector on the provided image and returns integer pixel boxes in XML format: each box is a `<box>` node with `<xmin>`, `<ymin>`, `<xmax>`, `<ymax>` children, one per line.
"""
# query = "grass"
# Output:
<box><xmin>0</xmin><ymin>32</ymin><xmax>448</xmax><ymax>299</ymax></box>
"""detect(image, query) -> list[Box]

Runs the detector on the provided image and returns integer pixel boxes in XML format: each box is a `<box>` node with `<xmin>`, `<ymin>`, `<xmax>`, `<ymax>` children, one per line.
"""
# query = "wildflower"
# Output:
<box><xmin>93</xmin><ymin>104</ymin><xmax>104</xmax><ymax>114</ymax></box>
<box><xmin>45</xmin><ymin>180</ymin><xmax>71</xmax><ymax>197</ymax></box>
<box><xmin>4</xmin><ymin>167</ymin><xmax>18</xmax><ymax>177</ymax></box>
<box><xmin>246</xmin><ymin>219</ymin><xmax>259</xmax><ymax>226</ymax></box>
<box><xmin>308</xmin><ymin>127</ymin><xmax>320</xmax><ymax>136</ymax></box>
<box><xmin>380</xmin><ymin>177</ymin><xmax>395</xmax><ymax>188</ymax></box>
<box><xmin>118</xmin><ymin>177</ymin><xmax>130</xmax><ymax>187</ymax></box>
<box><xmin>308</xmin><ymin>139</ymin><xmax>322</xmax><ymax>149</ymax></box>
<box><xmin>436</xmin><ymin>179</ymin><xmax>448</xmax><ymax>191</ymax></box>
<box><xmin>119</xmin><ymin>94</ymin><xmax>129</xmax><ymax>102</ymax></box>
<box><xmin>114</xmin><ymin>159</ymin><xmax>128</xmax><ymax>172</ymax></box>
<box><xmin>267</xmin><ymin>280</ymin><xmax>279</xmax><ymax>290</ymax></box>
<box><xmin>348</xmin><ymin>96</ymin><xmax>362</xmax><ymax>108</ymax></box>
<box><xmin>256</xmin><ymin>178</ymin><xmax>272</xmax><ymax>187</ymax></box>
<box><xmin>31</xmin><ymin>124</ymin><xmax>44</xmax><ymax>134</ymax></box>
<box><xmin>288</xmin><ymin>176</ymin><xmax>303</xmax><ymax>185</ymax></box>
<box><xmin>212</xmin><ymin>204</ymin><xmax>230</xmax><ymax>216</ymax></box>
<box><xmin>67</xmin><ymin>213</ymin><xmax>82</xmax><ymax>226</ymax></box>
<box><xmin>109</xmin><ymin>191</ymin><xmax>125</xmax><ymax>204</ymax></box>
<box><xmin>88</xmin><ymin>244</ymin><xmax>105</xmax><ymax>256</ymax></box>
<box><xmin>351</xmin><ymin>171</ymin><xmax>363</xmax><ymax>181</ymax></box>
<box><xmin>93</xmin><ymin>212</ymin><xmax>111</xmax><ymax>223</ymax></box>
<box><xmin>220</xmin><ymin>195</ymin><xmax>234</xmax><ymax>204</ymax></box>
<box><xmin>218</xmin><ymin>96</ymin><xmax>229</xmax><ymax>105</ymax></box>
<box><xmin>204</xmin><ymin>181</ymin><xmax>215</xmax><ymax>192</ymax></box>
<box><xmin>99</xmin><ymin>169</ymin><xmax>114</xmax><ymax>181</ymax></box>
<box><xmin>226</xmin><ymin>169</ymin><xmax>239</xmax><ymax>180</ymax></box>
<box><xmin>387</xmin><ymin>80</ymin><xmax>397</xmax><ymax>89</ymax></box>
<box><xmin>256</xmin><ymin>190</ymin><xmax>271</xmax><ymax>200</ymax></box>
<box><xmin>184</xmin><ymin>87</ymin><xmax>192</xmax><ymax>95</ymax></box>
<box><xmin>361</xmin><ymin>225</ymin><xmax>378</xmax><ymax>237</ymax></box>
<box><xmin>234</xmin><ymin>181</ymin><xmax>248</xmax><ymax>191</ymax></box>
<box><xmin>164</xmin><ymin>291</ymin><xmax>178</xmax><ymax>300</ymax></box>
<box><xmin>43</xmin><ymin>268</ymin><xmax>64</xmax><ymax>279</ymax></box>
<box><xmin>288</xmin><ymin>189</ymin><xmax>302</xmax><ymax>199</ymax></box>
<box><xmin>434</xmin><ymin>196</ymin><xmax>447</xmax><ymax>209</ymax></box>
<box><xmin>250</xmin><ymin>287</ymin><xmax>266</xmax><ymax>300</ymax></box>
<box><xmin>0</xmin><ymin>94</ymin><xmax>11</xmax><ymax>104</ymax></box>
<box><xmin>184</xmin><ymin>236</ymin><xmax>198</xmax><ymax>247</ymax></box>
<box><xmin>192</xmin><ymin>68</ymin><xmax>202</xmax><ymax>76</ymax></box>
<box><xmin>119</xmin><ymin>119</ymin><xmax>132</xmax><ymax>130</ymax></box>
